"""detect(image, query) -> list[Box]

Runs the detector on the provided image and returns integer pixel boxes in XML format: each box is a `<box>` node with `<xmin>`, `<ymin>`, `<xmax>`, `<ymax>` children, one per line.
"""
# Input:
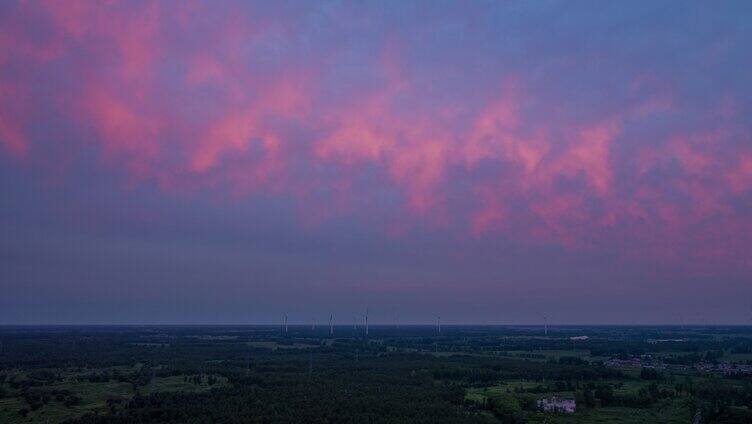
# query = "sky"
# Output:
<box><xmin>1</xmin><ymin>0</ymin><xmax>751</xmax><ymax>325</ymax></box>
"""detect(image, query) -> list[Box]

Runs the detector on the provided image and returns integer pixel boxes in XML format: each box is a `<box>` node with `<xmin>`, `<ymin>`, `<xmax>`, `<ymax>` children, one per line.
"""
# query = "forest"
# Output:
<box><xmin>1</xmin><ymin>325</ymin><xmax>751</xmax><ymax>423</ymax></box>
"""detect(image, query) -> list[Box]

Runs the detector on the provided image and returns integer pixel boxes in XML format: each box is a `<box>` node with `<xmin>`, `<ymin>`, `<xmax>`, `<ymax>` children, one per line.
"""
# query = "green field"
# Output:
<box><xmin>464</xmin><ymin>374</ymin><xmax>723</xmax><ymax>423</ymax></box>
<box><xmin>0</xmin><ymin>369</ymin><xmax>228</xmax><ymax>423</ymax></box>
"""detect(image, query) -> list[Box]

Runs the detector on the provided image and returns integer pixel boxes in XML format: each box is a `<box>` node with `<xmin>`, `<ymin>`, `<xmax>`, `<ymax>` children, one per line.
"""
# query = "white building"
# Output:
<box><xmin>569</xmin><ymin>336</ymin><xmax>589</xmax><ymax>341</ymax></box>
<box><xmin>538</xmin><ymin>396</ymin><xmax>576</xmax><ymax>413</ymax></box>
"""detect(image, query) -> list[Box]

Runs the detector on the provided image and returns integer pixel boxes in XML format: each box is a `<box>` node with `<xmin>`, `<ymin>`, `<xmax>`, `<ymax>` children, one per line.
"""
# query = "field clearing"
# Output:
<box><xmin>0</xmin><ymin>373</ymin><xmax>228</xmax><ymax>423</ymax></box>
<box><xmin>465</xmin><ymin>380</ymin><xmax>576</xmax><ymax>404</ymax></box>
<box><xmin>247</xmin><ymin>341</ymin><xmax>319</xmax><ymax>349</ymax></box>
<box><xmin>499</xmin><ymin>349</ymin><xmax>591</xmax><ymax>361</ymax></box>
<box><xmin>142</xmin><ymin>375</ymin><xmax>229</xmax><ymax>395</ymax></box>
<box><xmin>465</xmin><ymin>378</ymin><xmax>693</xmax><ymax>423</ymax></box>
<box><xmin>0</xmin><ymin>398</ymin><xmax>25</xmax><ymax>423</ymax></box>
<box><xmin>0</xmin><ymin>380</ymin><xmax>131</xmax><ymax>423</ymax></box>
<box><xmin>720</xmin><ymin>353</ymin><xmax>752</xmax><ymax>362</ymax></box>
<box><xmin>523</xmin><ymin>400</ymin><xmax>692</xmax><ymax>423</ymax></box>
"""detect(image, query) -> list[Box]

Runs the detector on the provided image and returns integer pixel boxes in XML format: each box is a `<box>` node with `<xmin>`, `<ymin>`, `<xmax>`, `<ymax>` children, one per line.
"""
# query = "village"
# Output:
<box><xmin>605</xmin><ymin>357</ymin><xmax>752</xmax><ymax>376</ymax></box>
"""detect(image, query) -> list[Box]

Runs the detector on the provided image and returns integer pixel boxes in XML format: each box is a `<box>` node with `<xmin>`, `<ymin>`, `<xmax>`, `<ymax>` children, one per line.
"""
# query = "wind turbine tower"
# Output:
<box><xmin>329</xmin><ymin>314</ymin><xmax>334</xmax><ymax>336</ymax></box>
<box><xmin>365</xmin><ymin>309</ymin><xmax>369</xmax><ymax>336</ymax></box>
<box><xmin>437</xmin><ymin>316</ymin><xmax>441</xmax><ymax>333</ymax></box>
<box><xmin>538</xmin><ymin>312</ymin><xmax>548</xmax><ymax>336</ymax></box>
<box><xmin>284</xmin><ymin>313</ymin><xmax>288</xmax><ymax>334</ymax></box>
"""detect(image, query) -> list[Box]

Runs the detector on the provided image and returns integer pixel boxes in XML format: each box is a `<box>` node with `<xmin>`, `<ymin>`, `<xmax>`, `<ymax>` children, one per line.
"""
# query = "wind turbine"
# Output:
<box><xmin>283</xmin><ymin>313</ymin><xmax>288</xmax><ymax>334</ymax></box>
<box><xmin>329</xmin><ymin>314</ymin><xmax>334</xmax><ymax>336</ymax></box>
<box><xmin>311</xmin><ymin>318</ymin><xmax>316</xmax><ymax>331</ymax></box>
<box><xmin>538</xmin><ymin>312</ymin><xmax>548</xmax><ymax>336</ymax></box>
<box><xmin>437</xmin><ymin>316</ymin><xmax>441</xmax><ymax>334</ymax></box>
<box><xmin>365</xmin><ymin>308</ymin><xmax>369</xmax><ymax>336</ymax></box>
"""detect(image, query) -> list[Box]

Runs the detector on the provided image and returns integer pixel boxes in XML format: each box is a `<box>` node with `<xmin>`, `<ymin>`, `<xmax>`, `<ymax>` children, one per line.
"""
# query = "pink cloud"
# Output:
<box><xmin>0</xmin><ymin>84</ymin><xmax>27</xmax><ymax>156</ymax></box>
<box><xmin>0</xmin><ymin>1</ymin><xmax>750</xmax><ymax>275</ymax></box>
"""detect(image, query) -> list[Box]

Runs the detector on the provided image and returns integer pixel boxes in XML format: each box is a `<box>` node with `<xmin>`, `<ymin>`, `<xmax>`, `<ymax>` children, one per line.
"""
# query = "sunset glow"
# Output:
<box><xmin>1</xmin><ymin>1</ymin><xmax>751</xmax><ymax>324</ymax></box>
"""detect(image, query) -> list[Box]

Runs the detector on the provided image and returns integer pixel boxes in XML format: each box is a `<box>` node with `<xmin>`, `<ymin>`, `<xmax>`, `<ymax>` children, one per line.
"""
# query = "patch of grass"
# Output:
<box><xmin>247</xmin><ymin>341</ymin><xmax>317</xmax><ymax>350</ymax></box>
<box><xmin>721</xmin><ymin>353</ymin><xmax>752</xmax><ymax>363</ymax></box>
<box><xmin>0</xmin><ymin>372</ymin><xmax>229</xmax><ymax>424</ymax></box>
<box><xmin>518</xmin><ymin>398</ymin><xmax>692</xmax><ymax>423</ymax></box>
<box><xmin>497</xmin><ymin>349</ymin><xmax>592</xmax><ymax>362</ymax></box>
<box><xmin>0</xmin><ymin>398</ymin><xmax>25</xmax><ymax>423</ymax></box>
<box><xmin>465</xmin><ymin>381</ymin><xmax>542</xmax><ymax>403</ymax></box>
<box><xmin>141</xmin><ymin>375</ymin><xmax>228</xmax><ymax>396</ymax></box>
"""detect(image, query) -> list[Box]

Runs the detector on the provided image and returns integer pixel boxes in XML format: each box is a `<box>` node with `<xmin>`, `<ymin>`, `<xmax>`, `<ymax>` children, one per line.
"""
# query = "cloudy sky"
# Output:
<box><xmin>1</xmin><ymin>1</ymin><xmax>751</xmax><ymax>325</ymax></box>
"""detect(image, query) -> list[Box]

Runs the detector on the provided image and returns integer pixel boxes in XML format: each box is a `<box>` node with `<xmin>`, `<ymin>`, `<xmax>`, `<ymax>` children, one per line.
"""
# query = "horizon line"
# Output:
<box><xmin>2</xmin><ymin>323</ymin><xmax>751</xmax><ymax>327</ymax></box>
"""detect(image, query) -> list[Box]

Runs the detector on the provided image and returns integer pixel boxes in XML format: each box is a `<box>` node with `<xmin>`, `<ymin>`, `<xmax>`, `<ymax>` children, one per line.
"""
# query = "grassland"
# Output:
<box><xmin>0</xmin><ymin>368</ymin><xmax>228</xmax><ymax>423</ymax></box>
